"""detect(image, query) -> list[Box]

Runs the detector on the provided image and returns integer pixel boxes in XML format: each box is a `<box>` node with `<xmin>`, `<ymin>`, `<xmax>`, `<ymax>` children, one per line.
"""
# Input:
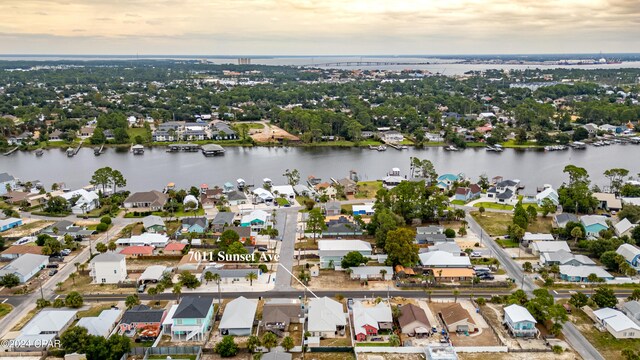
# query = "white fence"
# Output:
<box><xmin>354</xmin><ymin>345</ymin><xmax>508</xmax><ymax>354</ymax></box>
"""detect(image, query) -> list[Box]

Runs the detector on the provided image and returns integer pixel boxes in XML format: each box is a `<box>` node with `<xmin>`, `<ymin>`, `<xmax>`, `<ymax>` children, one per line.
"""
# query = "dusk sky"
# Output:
<box><xmin>1</xmin><ymin>0</ymin><xmax>639</xmax><ymax>55</ymax></box>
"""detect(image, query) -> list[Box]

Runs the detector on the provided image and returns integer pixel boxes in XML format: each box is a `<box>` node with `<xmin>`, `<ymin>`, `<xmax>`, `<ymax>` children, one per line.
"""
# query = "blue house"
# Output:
<box><xmin>0</xmin><ymin>217</ymin><xmax>22</xmax><ymax>232</ymax></box>
<box><xmin>170</xmin><ymin>295</ymin><xmax>215</xmax><ymax>341</ymax></box>
<box><xmin>503</xmin><ymin>304</ymin><xmax>538</xmax><ymax>338</ymax></box>
<box><xmin>437</xmin><ymin>173</ymin><xmax>462</xmax><ymax>190</ymax></box>
<box><xmin>616</xmin><ymin>244</ymin><xmax>640</xmax><ymax>271</ymax></box>
<box><xmin>180</xmin><ymin>217</ymin><xmax>208</xmax><ymax>234</ymax></box>
<box><xmin>580</xmin><ymin>215</ymin><xmax>609</xmax><ymax>238</ymax></box>
<box><xmin>559</xmin><ymin>265</ymin><xmax>614</xmax><ymax>282</ymax></box>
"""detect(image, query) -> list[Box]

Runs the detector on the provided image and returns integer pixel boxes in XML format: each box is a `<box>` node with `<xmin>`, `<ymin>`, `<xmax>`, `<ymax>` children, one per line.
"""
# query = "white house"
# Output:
<box><xmin>77</xmin><ymin>309</ymin><xmax>122</xmax><ymax>337</ymax></box>
<box><xmin>307</xmin><ymin>297</ymin><xmax>346</xmax><ymax>338</ymax></box>
<box><xmin>12</xmin><ymin>310</ymin><xmax>77</xmax><ymax>350</ymax></box>
<box><xmin>419</xmin><ymin>251</ymin><xmax>471</xmax><ymax>268</ymax></box>
<box><xmin>115</xmin><ymin>233</ymin><xmax>169</xmax><ymax>247</ymax></box>
<box><xmin>252</xmin><ymin>188</ymin><xmax>274</xmax><ymax>204</ymax></box>
<box><xmin>0</xmin><ymin>253</ymin><xmax>49</xmax><ymax>283</ymax></box>
<box><xmin>219</xmin><ymin>296</ymin><xmax>257</xmax><ymax>336</ymax></box>
<box><xmin>615</xmin><ymin>218</ymin><xmax>637</xmax><ymax>237</ymax></box>
<box><xmin>616</xmin><ymin>243</ymin><xmax>640</xmax><ymax>272</ymax></box>
<box><xmin>522</xmin><ymin>232</ymin><xmax>554</xmax><ymax>244</ymax></box>
<box><xmin>530</xmin><ymin>241</ymin><xmax>570</xmax><ymax>256</ymax></box>
<box><xmin>352</xmin><ymin>300</ymin><xmax>393</xmax><ymax>341</ymax></box>
<box><xmin>60</xmin><ymin>189</ymin><xmax>100</xmax><ymax>215</ymax></box>
<box><xmin>318</xmin><ymin>240</ymin><xmax>372</xmax><ymax>269</ymax></box>
<box><xmin>0</xmin><ymin>172</ymin><xmax>17</xmax><ymax>195</ymax></box>
<box><xmin>593</xmin><ymin>308</ymin><xmax>640</xmax><ymax>339</ymax></box>
<box><xmin>240</xmin><ymin>209</ymin><xmax>271</xmax><ymax>232</ymax></box>
<box><xmin>271</xmin><ymin>185</ymin><xmax>296</xmax><ymax>200</ymax></box>
<box><xmin>535</xmin><ymin>186</ymin><xmax>559</xmax><ymax>206</ymax></box>
<box><xmin>90</xmin><ymin>252</ymin><xmax>127</xmax><ymax>284</ymax></box>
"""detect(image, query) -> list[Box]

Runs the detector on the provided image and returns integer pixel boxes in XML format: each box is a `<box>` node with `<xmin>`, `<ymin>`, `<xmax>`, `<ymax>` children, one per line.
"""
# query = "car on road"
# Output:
<box><xmin>137</xmin><ymin>284</ymin><xmax>146</xmax><ymax>293</ymax></box>
<box><xmin>470</xmin><ymin>252</ymin><xmax>482</xmax><ymax>257</ymax></box>
<box><xmin>257</xmin><ymin>247</ymin><xmax>268</xmax><ymax>252</ymax></box>
<box><xmin>60</xmin><ymin>249</ymin><xmax>72</xmax><ymax>256</ymax></box>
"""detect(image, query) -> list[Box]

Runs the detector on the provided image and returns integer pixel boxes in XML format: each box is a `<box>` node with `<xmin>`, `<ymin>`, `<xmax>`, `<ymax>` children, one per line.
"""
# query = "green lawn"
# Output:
<box><xmin>276</xmin><ymin>198</ymin><xmax>290</xmax><ymax>206</ymax></box>
<box><xmin>473</xmin><ymin>202</ymin><xmax>514</xmax><ymax>211</ymax></box>
<box><xmin>147</xmin><ymin>356</ymin><xmax>196</xmax><ymax>360</ymax></box>
<box><xmin>126</xmin><ymin>127</ymin><xmax>150</xmax><ymax>141</ymax></box>
<box><xmin>572</xmin><ymin>308</ymin><xmax>640</xmax><ymax>359</ymax></box>
<box><xmin>451</xmin><ymin>200</ymin><xmax>466</xmax><ymax>205</ymax></box>
<box><xmin>0</xmin><ymin>304</ymin><xmax>12</xmax><ymax>319</ymax></box>
<box><xmin>471</xmin><ymin>211</ymin><xmax>554</xmax><ymax>237</ymax></box>
<box><xmin>496</xmin><ymin>238</ymin><xmax>520</xmax><ymax>248</ymax></box>
<box><xmin>124</xmin><ymin>207</ymin><xmax>205</xmax><ymax>218</ymax></box>
<box><xmin>355</xmin><ymin>181</ymin><xmax>382</xmax><ymax>199</ymax></box>
<box><xmin>233</xmin><ymin>122</ymin><xmax>264</xmax><ymax>130</ymax></box>
<box><xmin>501</xmin><ymin>140</ymin><xmax>543</xmax><ymax>148</ymax></box>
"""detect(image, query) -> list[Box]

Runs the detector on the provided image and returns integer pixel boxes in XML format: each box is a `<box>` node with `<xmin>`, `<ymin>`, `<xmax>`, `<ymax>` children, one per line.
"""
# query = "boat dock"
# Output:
<box><xmin>94</xmin><ymin>143</ymin><xmax>104</xmax><ymax>156</ymax></box>
<box><xmin>167</xmin><ymin>143</ymin><xmax>200</xmax><ymax>152</ymax></box>
<box><xmin>3</xmin><ymin>147</ymin><xmax>18</xmax><ymax>156</ymax></box>
<box><xmin>66</xmin><ymin>142</ymin><xmax>82</xmax><ymax>157</ymax></box>
<box><xmin>131</xmin><ymin>144</ymin><xmax>145</xmax><ymax>155</ymax></box>
<box><xmin>201</xmin><ymin>144</ymin><xmax>225</xmax><ymax>156</ymax></box>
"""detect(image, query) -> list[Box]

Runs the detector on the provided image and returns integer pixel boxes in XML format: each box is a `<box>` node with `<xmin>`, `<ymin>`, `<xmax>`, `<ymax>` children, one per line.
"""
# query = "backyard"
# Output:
<box><xmin>355</xmin><ymin>181</ymin><xmax>382</xmax><ymax>199</ymax></box>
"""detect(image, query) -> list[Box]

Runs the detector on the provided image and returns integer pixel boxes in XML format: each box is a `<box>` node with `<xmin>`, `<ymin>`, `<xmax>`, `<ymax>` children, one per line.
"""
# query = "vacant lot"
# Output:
<box><xmin>3</xmin><ymin>220</ymin><xmax>53</xmax><ymax>238</ymax></box>
<box><xmin>471</xmin><ymin>212</ymin><xmax>553</xmax><ymax>237</ymax></box>
<box><xmin>0</xmin><ymin>303</ymin><xmax>12</xmax><ymax>319</ymax></box>
<box><xmin>58</xmin><ymin>273</ymin><xmax>136</xmax><ymax>295</ymax></box>
<box><xmin>292</xmin><ymin>266</ymin><xmax>392</xmax><ymax>290</ymax></box>
<box><xmin>355</xmin><ymin>181</ymin><xmax>382</xmax><ymax>199</ymax></box>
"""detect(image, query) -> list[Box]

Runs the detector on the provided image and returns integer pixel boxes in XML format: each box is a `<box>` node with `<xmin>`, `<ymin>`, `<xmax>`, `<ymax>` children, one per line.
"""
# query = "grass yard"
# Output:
<box><xmin>451</xmin><ymin>200</ymin><xmax>466</xmax><ymax>205</ymax></box>
<box><xmin>126</xmin><ymin>127</ymin><xmax>151</xmax><ymax>141</ymax></box>
<box><xmin>471</xmin><ymin>211</ymin><xmax>553</xmax><ymax>237</ymax></box>
<box><xmin>473</xmin><ymin>202</ymin><xmax>514</xmax><ymax>211</ymax></box>
<box><xmin>58</xmin><ymin>273</ymin><xmax>136</xmax><ymax>295</ymax></box>
<box><xmin>1</xmin><ymin>220</ymin><xmax>53</xmax><ymax>237</ymax></box>
<box><xmin>294</xmin><ymin>238</ymin><xmax>319</xmax><ymax>250</ymax></box>
<box><xmin>496</xmin><ymin>238</ymin><xmax>520</xmax><ymax>248</ymax></box>
<box><xmin>355</xmin><ymin>181</ymin><xmax>382</xmax><ymax>199</ymax></box>
<box><xmin>77</xmin><ymin>303</ymin><xmax>117</xmax><ymax>318</ymax></box>
<box><xmin>0</xmin><ymin>303</ymin><xmax>12</xmax><ymax>319</ymax></box>
<box><xmin>501</xmin><ymin>140</ymin><xmax>543</xmax><ymax>148</ymax></box>
<box><xmin>276</xmin><ymin>197</ymin><xmax>290</xmax><ymax>206</ymax></box>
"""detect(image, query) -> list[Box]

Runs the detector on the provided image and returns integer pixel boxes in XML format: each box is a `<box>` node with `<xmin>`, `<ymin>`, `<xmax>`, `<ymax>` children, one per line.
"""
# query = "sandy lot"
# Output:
<box><xmin>250</xmin><ymin>123</ymin><xmax>300</xmax><ymax>142</ymax></box>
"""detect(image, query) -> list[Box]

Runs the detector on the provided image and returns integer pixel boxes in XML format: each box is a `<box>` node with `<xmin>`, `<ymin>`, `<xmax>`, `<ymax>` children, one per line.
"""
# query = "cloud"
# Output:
<box><xmin>0</xmin><ymin>0</ymin><xmax>638</xmax><ymax>54</ymax></box>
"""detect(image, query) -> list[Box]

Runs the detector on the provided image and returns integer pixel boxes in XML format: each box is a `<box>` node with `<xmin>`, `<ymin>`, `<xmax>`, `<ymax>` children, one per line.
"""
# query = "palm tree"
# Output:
<box><xmin>453</xmin><ymin>289</ymin><xmax>460</xmax><ymax>303</ymax></box>
<box><xmin>245</xmin><ymin>272</ymin><xmax>258</xmax><ymax>286</ymax></box>
<box><xmin>388</xmin><ymin>334</ymin><xmax>400</xmax><ymax>347</ymax></box>
<box><xmin>426</xmin><ymin>290</ymin><xmax>433</xmax><ymax>303</ymax></box>
<box><xmin>107</xmin><ymin>241</ymin><xmax>117</xmax><ymax>252</ymax></box>
<box><xmin>379</xmin><ymin>269</ymin><xmax>388</xmax><ymax>280</ymax></box>
<box><xmin>148</xmin><ymin>287</ymin><xmax>158</xmax><ymax>304</ymax></box>
<box><xmin>204</xmin><ymin>271</ymin><xmax>214</xmax><ymax>284</ymax></box>
<box><xmin>172</xmin><ymin>284</ymin><xmax>182</xmax><ymax>300</ymax></box>
<box><xmin>56</xmin><ymin>282</ymin><xmax>64</xmax><ymax>292</ymax></box>
<box><xmin>79</xmin><ymin>263</ymin><xmax>87</xmax><ymax>275</ymax></box>
<box><xmin>211</xmin><ymin>273</ymin><xmax>221</xmax><ymax>304</ymax></box>
<box><xmin>69</xmin><ymin>272</ymin><xmax>77</xmax><ymax>285</ymax></box>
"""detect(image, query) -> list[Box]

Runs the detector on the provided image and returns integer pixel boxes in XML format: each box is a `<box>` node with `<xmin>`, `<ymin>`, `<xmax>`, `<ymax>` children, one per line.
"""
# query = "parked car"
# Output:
<box><xmin>479</xmin><ymin>274</ymin><xmax>494</xmax><ymax>280</ymax></box>
<box><xmin>46</xmin><ymin>264</ymin><xmax>59</xmax><ymax>269</ymax></box>
<box><xmin>137</xmin><ymin>284</ymin><xmax>146</xmax><ymax>293</ymax></box>
<box><xmin>470</xmin><ymin>252</ymin><xmax>482</xmax><ymax>258</ymax></box>
<box><xmin>48</xmin><ymin>269</ymin><xmax>58</xmax><ymax>276</ymax></box>
<box><xmin>60</xmin><ymin>249</ymin><xmax>72</xmax><ymax>256</ymax></box>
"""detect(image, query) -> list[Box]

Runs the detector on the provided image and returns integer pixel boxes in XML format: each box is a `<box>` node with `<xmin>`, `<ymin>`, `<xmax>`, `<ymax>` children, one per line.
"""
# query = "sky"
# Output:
<box><xmin>0</xmin><ymin>0</ymin><xmax>639</xmax><ymax>55</ymax></box>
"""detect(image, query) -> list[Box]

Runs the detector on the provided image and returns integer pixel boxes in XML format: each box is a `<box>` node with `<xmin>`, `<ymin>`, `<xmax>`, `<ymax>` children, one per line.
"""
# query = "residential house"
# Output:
<box><xmin>334</xmin><ymin>178</ymin><xmax>357</xmax><ymax>196</ymax></box>
<box><xmin>262</xmin><ymin>298</ymin><xmax>304</xmax><ymax>334</ymax></box>
<box><xmin>11</xmin><ymin>310</ymin><xmax>77</xmax><ymax>351</ymax></box>
<box><xmin>115</xmin><ymin>233</ymin><xmax>169</xmax><ymax>248</ymax></box>
<box><xmin>349</xmin><ymin>266</ymin><xmax>393</xmax><ymax>281</ymax></box>
<box><xmin>272</xmin><ymin>185</ymin><xmax>296</xmax><ymax>200</ymax></box>
<box><xmin>77</xmin><ymin>309</ymin><xmax>122</xmax><ymax>337</ymax></box>
<box><xmin>180</xmin><ymin>217</ymin><xmax>208</xmax><ymax>234</ymax></box>
<box><xmin>382</xmin><ymin>175</ymin><xmax>405</xmax><ymax>189</ymax></box>
<box><xmin>324</xmin><ymin>217</ymin><xmax>363</xmax><ymax>237</ymax></box>
<box><xmin>559</xmin><ymin>265</ymin><xmax>613</xmax><ymax>282</ymax></box>
<box><xmin>0</xmin><ymin>217</ymin><xmax>22</xmax><ymax>232</ymax></box>
<box><xmin>440</xmin><ymin>303</ymin><xmax>477</xmax><ymax>333</ymax></box>
<box><xmin>60</xmin><ymin>189</ymin><xmax>100</xmax><ymax>214</ymax></box>
<box><xmin>428</xmin><ymin>242</ymin><xmax>462</xmax><ymax>254</ymax></box>
<box><xmin>119</xmin><ymin>246</ymin><xmax>154</xmax><ymax>258</ymax></box>
<box><xmin>522</xmin><ymin>232</ymin><xmax>554</xmax><ymax>244</ymax></box>
<box><xmin>593</xmin><ymin>193</ymin><xmax>623</xmax><ymax>212</ymax></box>
<box><xmin>622</xmin><ymin>301</ymin><xmax>640</xmax><ymax>326</ymax></box>
<box><xmin>0</xmin><ymin>253</ymin><xmax>49</xmax><ymax>282</ymax></box>
<box><xmin>123</xmin><ymin>190</ymin><xmax>168</xmax><ymax>211</ymax></box>
<box><xmin>352</xmin><ymin>300</ymin><xmax>393</xmax><ymax>341</ymax></box>
<box><xmin>307</xmin><ymin>297</ymin><xmax>346</xmax><ymax>338</ymax></box>
<box><xmin>315</xmin><ymin>182</ymin><xmax>338</xmax><ymax>199</ymax></box>
<box><xmin>219</xmin><ymin>296</ymin><xmax>257</xmax><ymax>336</ymax></box>
<box><xmin>293</xmin><ymin>184</ymin><xmax>314</xmax><ymax>197</ymax></box>
<box><xmin>221</xmin><ymin>226</ymin><xmax>253</xmax><ymax>244</ymax></box>
<box><xmin>200</xmin><ymin>266</ymin><xmax>261</xmax><ymax>284</ymax></box>
<box><xmin>241</xmin><ymin>210</ymin><xmax>271</xmax><ymax>232</ymax></box>
<box><xmin>212</xmin><ymin>212</ymin><xmax>235</xmax><ymax>232</ymax></box>
<box><xmin>226</xmin><ymin>190</ymin><xmax>248</xmax><ymax>206</ymax></box>
<box><xmin>535</xmin><ymin>186</ymin><xmax>559</xmax><ymax>206</ymax></box>
<box><xmin>90</xmin><ymin>252</ymin><xmax>127</xmax><ymax>284</ymax></box>
<box><xmin>352</xmin><ymin>204</ymin><xmax>374</xmax><ymax>216</ymax></box>
<box><xmin>119</xmin><ymin>305</ymin><xmax>165</xmax><ymax>333</ymax></box>
<box><xmin>415</xmin><ymin>226</ymin><xmax>448</xmax><ymax>245</ymax></box>
<box><xmin>503</xmin><ymin>304</ymin><xmax>538</xmax><ymax>338</ymax></box>
<box><xmin>0</xmin><ymin>172</ymin><xmax>17</xmax><ymax>195</ymax></box>
<box><xmin>454</xmin><ymin>184</ymin><xmax>482</xmax><ymax>202</ymax></box>
<box><xmin>142</xmin><ymin>215</ymin><xmax>166</xmax><ymax>233</ymax></box>
<box><xmin>163</xmin><ymin>242</ymin><xmax>186</xmax><ymax>255</ymax></box>
<box><xmin>593</xmin><ymin>308</ymin><xmax>640</xmax><ymax>339</ymax></box>
<box><xmin>553</xmin><ymin>213</ymin><xmax>579</xmax><ymax>228</ymax></box>
<box><xmin>487</xmin><ymin>179</ymin><xmax>519</xmax><ymax>203</ymax></box>
<box><xmin>138</xmin><ymin>265</ymin><xmax>169</xmax><ymax>284</ymax></box>
<box><xmin>530</xmin><ymin>241</ymin><xmax>570</xmax><ymax>256</ymax></box>
<box><xmin>324</xmin><ymin>201</ymin><xmax>342</xmax><ymax>216</ymax></box>
<box><xmin>419</xmin><ymin>251</ymin><xmax>471</xmax><ymax>268</ymax></box>
<box><xmin>540</xmin><ymin>249</ymin><xmax>595</xmax><ymax>266</ymax></box>
<box><xmin>580</xmin><ymin>215</ymin><xmax>609</xmax><ymax>238</ymax></box>
<box><xmin>398</xmin><ymin>303</ymin><xmax>431</xmax><ymax>336</ymax></box>
<box><xmin>0</xmin><ymin>245</ymin><xmax>44</xmax><ymax>260</ymax></box>
<box><xmin>436</xmin><ymin>174</ymin><xmax>461</xmax><ymax>191</ymax></box>
<box><xmin>425</xmin><ymin>345</ymin><xmax>458</xmax><ymax>360</ymax></box>
<box><xmin>318</xmin><ymin>240</ymin><xmax>372</xmax><ymax>269</ymax></box>
<box><xmin>616</xmin><ymin>244</ymin><xmax>640</xmax><ymax>272</ymax></box>
<box><xmin>253</xmin><ymin>188</ymin><xmax>275</xmax><ymax>204</ymax></box>
<box><xmin>79</xmin><ymin>126</ymin><xmax>95</xmax><ymax>139</ymax></box>
<box><xmin>381</xmin><ymin>130</ymin><xmax>404</xmax><ymax>143</ymax></box>
<box><xmin>615</xmin><ymin>218</ymin><xmax>637</xmax><ymax>237</ymax></box>
<box><xmin>200</xmin><ymin>188</ymin><xmax>224</xmax><ymax>209</ymax></box>
<box><xmin>171</xmin><ymin>295</ymin><xmax>215</xmax><ymax>341</ymax></box>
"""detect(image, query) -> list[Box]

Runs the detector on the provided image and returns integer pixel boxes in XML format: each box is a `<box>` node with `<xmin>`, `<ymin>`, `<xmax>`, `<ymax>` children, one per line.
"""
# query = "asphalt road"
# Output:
<box><xmin>273</xmin><ymin>207</ymin><xmax>299</xmax><ymax>289</ymax></box>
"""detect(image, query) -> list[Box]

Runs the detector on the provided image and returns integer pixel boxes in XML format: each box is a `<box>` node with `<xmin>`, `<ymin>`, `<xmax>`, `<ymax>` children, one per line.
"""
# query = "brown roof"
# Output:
<box><xmin>455</xmin><ymin>187</ymin><xmax>468</xmax><ymax>195</ymax></box>
<box><xmin>1</xmin><ymin>245</ymin><xmax>43</xmax><ymax>256</ymax></box>
<box><xmin>124</xmin><ymin>190</ymin><xmax>168</xmax><ymax>207</ymax></box>
<box><xmin>2</xmin><ymin>191</ymin><xmax>31</xmax><ymax>204</ymax></box>
<box><xmin>398</xmin><ymin>303</ymin><xmax>430</xmax><ymax>329</ymax></box>
<box><xmin>263</xmin><ymin>303</ymin><xmax>304</xmax><ymax>324</ymax></box>
<box><xmin>223</xmin><ymin>226</ymin><xmax>251</xmax><ymax>239</ymax></box>
<box><xmin>469</xmin><ymin>184</ymin><xmax>481</xmax><ymax>193</ymax></box>
<box><xmin>440</xmin><ymin>303</ymin><xmax>474</xmax><ymax>326</ymax></box>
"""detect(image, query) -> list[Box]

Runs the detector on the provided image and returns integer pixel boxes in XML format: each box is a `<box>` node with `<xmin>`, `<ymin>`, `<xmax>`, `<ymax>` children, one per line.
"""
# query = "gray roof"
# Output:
<box><xmin>623</xmin><ymin>301</ymin><xmax>640</xmax><ymax>318</ymax></box>
<box><xmin>219</xmin><ymin>296</ymin><xmax>257</xmax><ymax>330</ymax></box>
<box><xmin>0</xmin><ymin>254</ymin><xmax>48</xmax><ymax>278</ymax></box>
<box><xmin>212</xmin><ymin>212</ymin><xmax>235</xmax><ymax>225</ymax></box>
<box><xmin>417</xmin><ymin>226</ymin><xmax>443</xmax><ymax>234</ymax></box>
<box><xmin>21</xmin><ymin>310</ymin><xmax>77</xmax><ymax>334</ymax></box>
<box><xmin>174</xmin><ymin>295</ymin><xmax>214</xmax><ymax>319</ymax></box>
<box><xmin>182</xmin><ymin>217</ymin><xmax>207</xmax><ymax>228</ymax></box>
<box><xmin>415</xmin><ymin>233</ymin><xmax>449</xmax><ymax>244</ymax></box>
<box><xmin>554</xmin><ymin>213</ymin><xmax>579</xmax><ymax>226</ymax></box>
<box><xmin>0</xmin><ymin>173</ymin><xmax>15</xmax><ymax>183</ymax></box>
<box><xmin>142</xmin><ymin>215</ymin><xmax>165</xmax><ymax>229</ymax></box>
<box><xmin>227</xmin><ymin>190</ymin><xmax>247</xmax><ymax>201</ymax></box>
<box><xmin>429</xmin><ymin>242</ymin><xmax>461</xmax><ymax>254</ymax></box>
<box><xmin>497</xmin><ymin>188</ymin><xmax>514</xmax><ymax>199</ymax></box>
<box><xmin>262</xmin><ymin>351</ymin><xmax>292</xmax><ymax>360</ymax></box>
<box><xmin>120</xmin><ymin>305</ymin><xmax>165</xmax><ymax>324</ymax></box>
<box><xmin>325</xmin><ymin>201</ymin><xmax>341</xmax><ymax>211</ymax></box>
<box><xmin>91</xmin><ymin>252</ymin><xmax>125</xmax><ymax>263</ymax></box>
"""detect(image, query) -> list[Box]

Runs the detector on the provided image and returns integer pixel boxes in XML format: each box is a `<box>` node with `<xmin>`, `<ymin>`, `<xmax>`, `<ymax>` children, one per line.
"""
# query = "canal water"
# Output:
<box><xmin>1</xmin><ymin>145</ymin><xmax>638</xmax><ymax>192</ymax></box>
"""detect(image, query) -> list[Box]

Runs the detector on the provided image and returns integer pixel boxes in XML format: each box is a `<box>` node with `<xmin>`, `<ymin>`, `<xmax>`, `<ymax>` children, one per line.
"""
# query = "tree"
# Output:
<box><xmin>147</xmin><ymin>286</ymin><xmax>158</xmax><ymax>303</ymax></box>
<box><xmin>283</xmin><ymin>168</ymin><xmax>300</xmax><ymax>186</ymax></box>
<box><xmin>604</xmin><ymin>168</ymin><xmax>629</xmax><ymax>194</ymax></box>
<box><xmin>570</xmin><ymin>226</ymin><xmax>583</xmax><ymax>244</ymax></box>
<box><xmin>600</xmin><ymin>251</ymin><xmax>623</xmax><ymax>271</ymax></box>
<box><xmin>246</xmin><ymin>335</ymin><xmax>261</xmax><ymax>353</ymax></box>
<box><xmin>388</xmin><ymin>334</ymin><xmax>401</xmax><ymax>347</ymax></box>
<box><xmin>212</xmin><ymin>273</ymin><xmax>222</xmax><ymax>304</ymax></box>
<box><xmin>65</xmin><ymin>291</ymin><xmax>84</xmax><ymax>308</ymax></box>
<box><xmin>444</xmin><ymin>228</ymin><xmax>456</xmax><ymax>238</ymax></box>
<box><xmin>306</xmin><ymin>208</ymin><xmax>327</xmax><ymax>243</ymax></box>
<box><xmin>95</xmin><ymin>242</ymin><xmax>107</xmax><ymax>253</ymax></box>
<box><xmin>628</xmin><ymin>289</ymin><xmax>640</xmax><ymax>301</ymax></box>
<box><xmin>478</xmin><ymin>206</ymin><xmax>486</xmax><ymax>215</ymax></box>
<box><xmin>262</xmin><ymin>331</ymin><xmax>278</xmax><ymax>351</ymax></box>
<box><xmin>618</xmin><ymin>205</ymin><xmax>640</xmax><ymax>224</ymax></box>
<box><xmin>45</xmin><ymin>196</ymin><xmax>68</xmax><ymax>214</ymax></box>
<box><xmin>569</xmin><ymin>292</ymin><xmax>589</xmax><ymax>308</ymax></box>
<box><xmin>384</xmin><ymin>228</ymin><xmax>419</xmax><ymax>266</ymax></box>
<box><xmin>219</xmin><ymin>230</ymin><xmax>240</xmax><ymax>251</ymax></box>
<box><xmin>453</xmin><ymin>289</ymin><xmax>460</xmax><ymax>302</ymax></box>
<box><xmin>204</xmin><ymin>271</ymin><xmax>214</xmax><ymax>284</ymax></box>
<box><xmin>341</xmin><ymin>251</ymin><xmax>369</xmax><ymax>268</ymax></box>
<box><xmin>245</xmin><ymin>272</ymin><xmax>258</xmax><ymax>286</ymax></box>
<box><xmin>90</xmin><ymin>167</ymin><xmax>113</xmax><ymax>194</ymax></box>
<box><xmin>540</xmin><ymin>198</ymin><xmax>556</xmax><ymax>217</ymax></box>
<box><xmin>214</xmin><ymin>335</ymin><xmax>239</xmax><ymax>357</ymax></box>
<box><xmin>107</xmin><ymin>241</ymin><xmax>117</xmax><ymax>252</ymax></box>
<box><xmin>178</xmin><ymin>271</ymin><xmax>201</xmax><ymax>289</ymax></box>
<box><xmin>522</xmin><ymin>262</ymin><xmax>533</xmax><ymax>272</ymax></box>
<box><xmin>281</xmin><ymin>336</ymin><xmax>295</xmax><ymax>351</ymax></box>
<box><xmin>226</xmin><ymin>241</ymin><xmax>248</xmax><ymax>255</ymax></box>
<box><xmin>172</xmin><ymin>284</ymin><xmax>182</xmax><ymax>300</ymax></box>
<box><xmin>370</xmin><ymin>207</ymin><xmax>401</xmax><ymax>249</ymax></box>
<box><xmin>0</xmin><ymin>273</ymin><xmax>20</xmax><ymax>288</ymax></box>
<box><xmin>125</xmin><ymin>294</ymin><xmax>140</xmax><ymax>309</ymax></box>
<box><xmin>592</xmin><ymin>287</ymin><xmax>617</xmax><ymax>308</ymax></box>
